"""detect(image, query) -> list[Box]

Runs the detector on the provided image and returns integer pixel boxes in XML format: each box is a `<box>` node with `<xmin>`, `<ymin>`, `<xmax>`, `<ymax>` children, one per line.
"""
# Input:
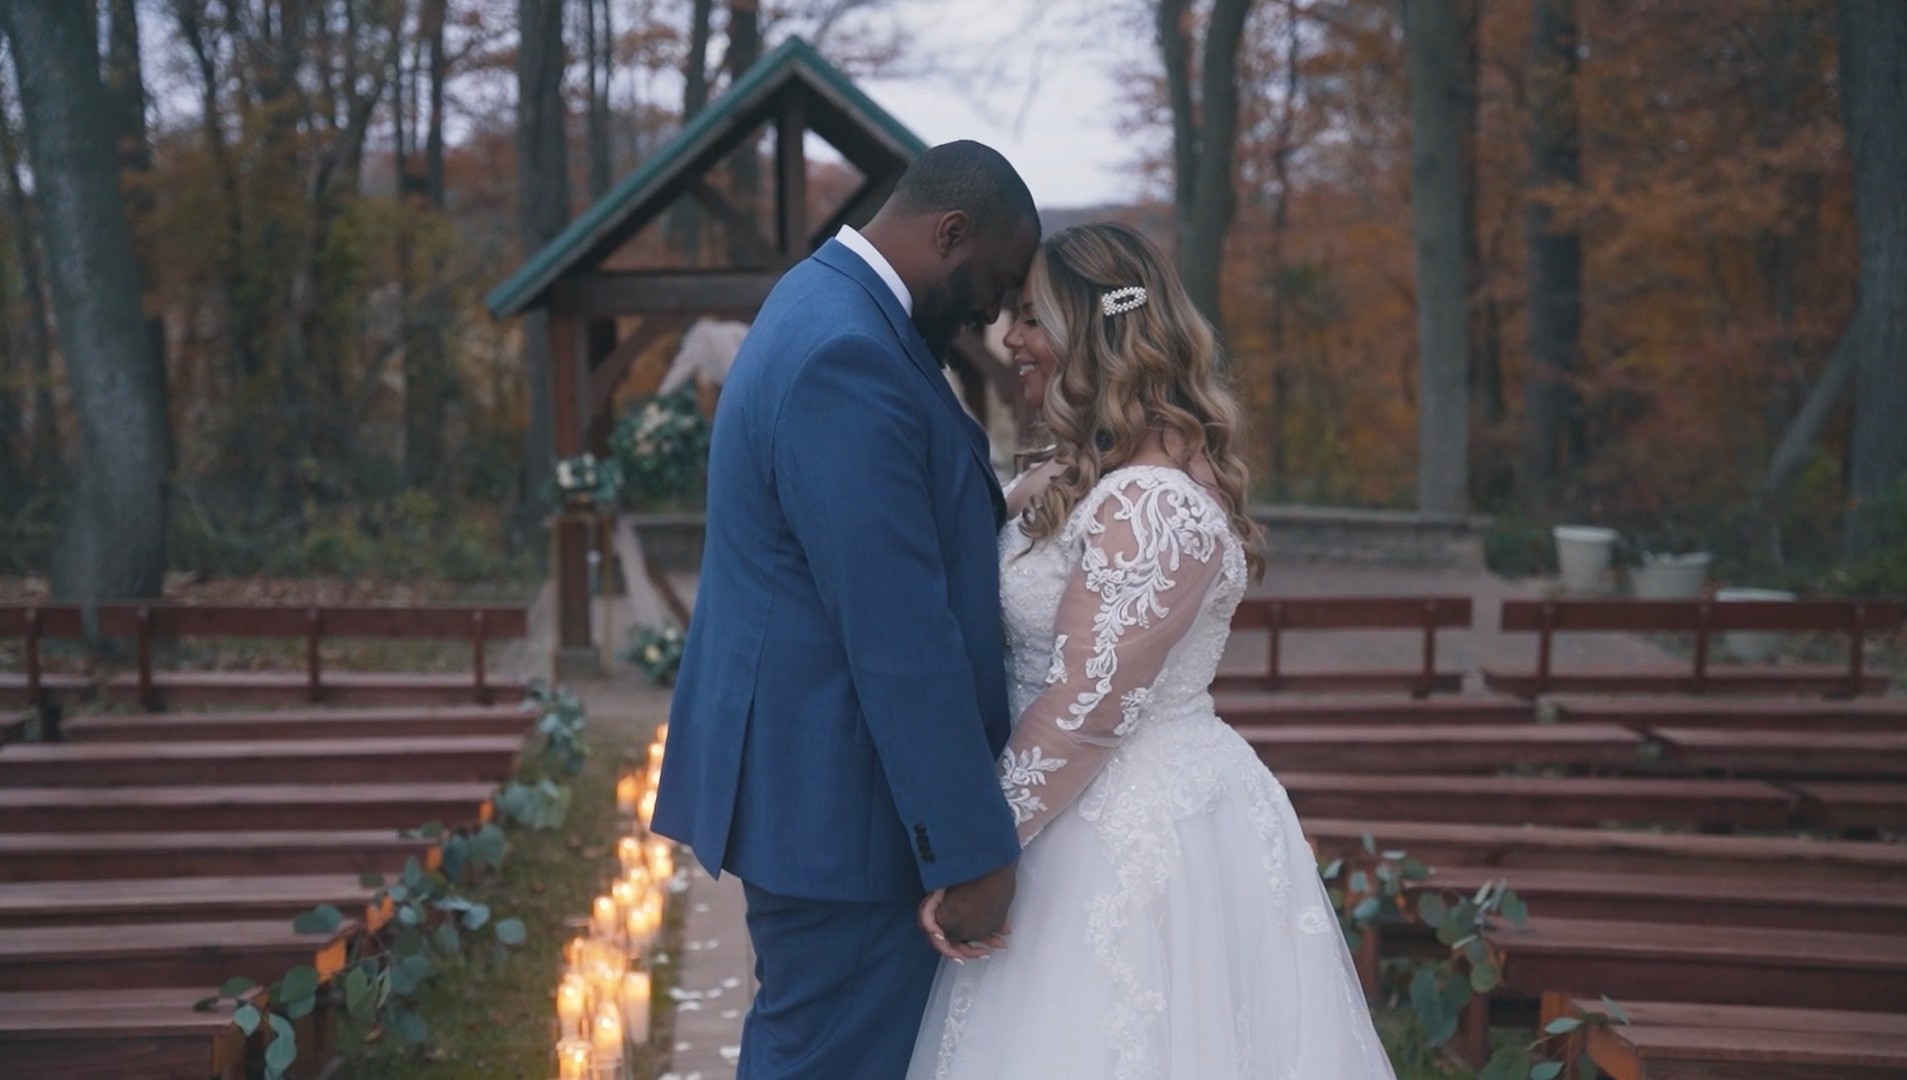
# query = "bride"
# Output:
<box><xmin>907</xmin><ymin>223</ymin><xmax>1397</xmax><ymax>1079</ymax></box>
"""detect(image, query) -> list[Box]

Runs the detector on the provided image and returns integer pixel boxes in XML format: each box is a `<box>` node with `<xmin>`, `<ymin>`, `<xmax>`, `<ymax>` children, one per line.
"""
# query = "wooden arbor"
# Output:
<box><xmin>487</xmin><ymin>37</ymin><xmax>1015</xmax><ymax>677</ymax></box>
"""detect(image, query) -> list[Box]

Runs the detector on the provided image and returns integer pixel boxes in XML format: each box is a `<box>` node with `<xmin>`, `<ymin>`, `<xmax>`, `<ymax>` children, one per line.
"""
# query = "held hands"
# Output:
<box><xmin>917</xmin><ymin>862</ymin><xmax>1017</xmax><ymax>961</ymax></box>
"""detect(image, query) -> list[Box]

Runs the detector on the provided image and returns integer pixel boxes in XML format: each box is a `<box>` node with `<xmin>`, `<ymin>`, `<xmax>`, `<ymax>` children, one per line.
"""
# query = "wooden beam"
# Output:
<box><xmin>811</xmin><ymin>174</ymin><xmax>896</xmax><ymax>250</ymax></box>
<box><xmin>547</xmin><ymin>315</ymin><xmax>594</xmax><ymax>663</ymax></box>
<box><xmin>687</xmin><ymin>180</ymin><xmax>778</xmax><ymax>266</ymax></box>
<box><xmin>553</xmin><ymin>271</ymin><xmax>782</xmax><ymax>318</ymax></box>
<box><xmin>777</xmin><ymin>93</ymin><xmax>810</xmax><ymax>263</ymax></box>
<box><xmin>586</xmin><ymin>317</ymin><xmax>681</xmax><ymax>419</ymax></box>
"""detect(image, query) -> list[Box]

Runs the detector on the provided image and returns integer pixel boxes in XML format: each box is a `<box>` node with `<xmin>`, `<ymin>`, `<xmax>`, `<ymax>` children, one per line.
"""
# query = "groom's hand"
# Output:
<box><xmin>933</xmin><ymin>862</ymin><xmax>1018</xmax><ymax>954</ymax></box>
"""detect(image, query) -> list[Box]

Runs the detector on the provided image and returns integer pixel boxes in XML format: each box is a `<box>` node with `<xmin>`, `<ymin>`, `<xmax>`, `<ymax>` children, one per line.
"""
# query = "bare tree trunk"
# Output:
<box><xmin>517</xmin><ymin>0</ymin><xmax>570</xmax><ymax>511</ymax></box>
<box><xmin>405</xmin><ymin>0</ymin><xmax>455</xmax><ymax>489</ymax></box>
<box><xmin>669</xmin><ymin>0</ymin><xmax>717</xmax><ymax>258</ymax></box>
<box><xmin>585</xmin><ymin>0</ymin><xmax>614</xmax><ymax>199</ymax></box>
<box><xmin>0</xmin><ymin>76</ymin><xmax>58</xmax><ymax>482</ymax></box>
<box><xmin>1519</xmin><ymin>0</ymin><xmax>1585</xmax><ymax>504</ymax></box>
<box><xmin>2</xmin><ymin>0</ymin><xmax>169</xmax><ymax>601</ymax></box>
<box><xmin>1838</xmin><ymin>0</ymin><xmax>1907</xmax><ymax>559</ymax></box>
<box><xmin>725</xmin><ymin>0</ymin><xmax>763</xmax><ymax>265</ymax></box>
<box><xmin>1405</xmin><ymin>0</ymin><xmax>1472</xmax><ymax>515</ymax></box>
<box><xmin>104</xmin><ymin>0</ymin><xmax>171</xmax><ymax>477</ymax></box>
<box><xmin>1157</xmin><ymin>0</ymin><xmax>1252</xmax><ymax>328</ymax></box>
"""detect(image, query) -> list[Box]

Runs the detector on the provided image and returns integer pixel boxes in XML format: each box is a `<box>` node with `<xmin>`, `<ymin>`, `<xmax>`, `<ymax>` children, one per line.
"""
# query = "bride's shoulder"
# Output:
<box><xmin>1066</xmin><ymin>464</ymin><xmax>1234</xmax><ymax>542</ymax></box>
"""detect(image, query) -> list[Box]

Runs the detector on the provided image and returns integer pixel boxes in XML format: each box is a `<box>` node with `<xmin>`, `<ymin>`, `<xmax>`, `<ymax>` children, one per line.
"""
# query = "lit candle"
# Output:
<box><xmin>591</xmin><ymin>1005</ymin><xmax>625</xmax><ymax>1070</ymax></box>
<box><xmin>557</xmin><ymin>973</ymin><xmax>589</xmax><ymax>1039</ymax></box>
<box><xmin>637</xmin><ymin>789</ymin><xmax>658</xmax><ymax>831</ymax></box>
<box><xmin>592</xmin><ymin>895</ymin><xmax>619</xmax><ymax>941</ymax></box>
<box><xmin>615</xmin><ymin>773</ymin><xmax>640</xmax><ymax>818</ymax></box>
<box><xmin>654</xmin><ymin>723</ymin><xmax>668</xmax><ymax>743</ymax></box>
<box><xmin>646</xmin><ymin>839</ymin><xmax>674</xmax><ymax>882</ymax></box>
<box><xmin>617</xmin><ymin>836</ymin><xmax>645</xmax><ymax>877</ymax></box>
<box><xmin>624</xmin><ymin>906</ymin><xmax>649</xmax><ymax>959</ymax></box>
<box><xmin>621</xmin><ymin>971</ymin><xmax>652</xmax><ymax>1044</ymax></box>
<box><xmin>557</xmin><ymin>1037</ymin><xmax>591</xmax><ymax>1079</ymax></box>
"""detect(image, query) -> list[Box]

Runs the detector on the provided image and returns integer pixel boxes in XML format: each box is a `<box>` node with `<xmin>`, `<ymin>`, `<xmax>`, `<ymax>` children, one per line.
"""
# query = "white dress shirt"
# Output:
<box><xmin>835</xmin><ymin>226</ymin><xmax>913</xmax><ymax>316</ymax></box>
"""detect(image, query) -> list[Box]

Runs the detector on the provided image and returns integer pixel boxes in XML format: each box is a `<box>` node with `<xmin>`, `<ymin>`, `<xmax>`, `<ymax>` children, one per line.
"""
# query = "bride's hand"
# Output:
<box><xmin>918</xmin><ymin>889</ymin><xmax>1006</xmax><ymax>962</ymax></box>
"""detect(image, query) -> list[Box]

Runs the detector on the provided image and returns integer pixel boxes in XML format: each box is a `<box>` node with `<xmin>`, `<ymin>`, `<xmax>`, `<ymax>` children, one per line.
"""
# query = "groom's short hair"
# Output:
<box><xmin>889</xmin><ymin>141</ymin><xmax>1038</xmax><ymax>234</ymax></box>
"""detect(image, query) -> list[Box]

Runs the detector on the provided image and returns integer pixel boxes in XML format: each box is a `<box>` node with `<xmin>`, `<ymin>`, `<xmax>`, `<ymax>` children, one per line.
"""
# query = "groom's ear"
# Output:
<box><xmin>932</xmin><ymin>210</ymin><xmax>972</xmax><ymax>259</ymax></box>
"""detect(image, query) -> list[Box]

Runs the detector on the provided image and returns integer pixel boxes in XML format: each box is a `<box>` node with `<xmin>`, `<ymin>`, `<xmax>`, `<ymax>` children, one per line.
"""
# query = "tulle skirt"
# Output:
<box><xmin>907</xmin><ymin>716</ymin><xmax>1397</xmax><ymax>1080</ymax></box>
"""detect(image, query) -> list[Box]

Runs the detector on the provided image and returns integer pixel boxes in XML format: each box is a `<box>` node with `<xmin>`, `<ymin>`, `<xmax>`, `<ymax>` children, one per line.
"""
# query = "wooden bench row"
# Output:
<box><xmin>0</xmin><ymin>734</ymin><xmax>525</xmax><ymax>787</ymax></box>
<box><xmin>0</xmin><ymin>602</ymin><xmax>530</xmax><ymax>716</ymax></box>
<box><xmin>1544</xmin><ymin>995</ymin><xmax>1907</xmax><ymax>1079</ymax></box>
<box><xmin>1211</xmin><ymin>595</ymin><xmax>1901</xmax><ymax>698</ymax></box>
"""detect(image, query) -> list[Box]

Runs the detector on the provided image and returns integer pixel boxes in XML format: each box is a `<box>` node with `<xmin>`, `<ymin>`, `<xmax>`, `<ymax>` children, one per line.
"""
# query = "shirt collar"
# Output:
<box><xmin>836</xmin><ymin>225</ymin><xmax>913</xmax><ymax>316</ymax></box>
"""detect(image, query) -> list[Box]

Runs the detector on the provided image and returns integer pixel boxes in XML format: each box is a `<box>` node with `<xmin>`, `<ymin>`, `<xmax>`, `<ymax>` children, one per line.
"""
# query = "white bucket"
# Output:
<box><xmin>1553</xmin><ymin>526</ymin><xmax>1617</xmax><ymax>594</ymax></box>
<box><xmin>1716</xmin><ymin>587</ymin><xmax>1797</xmax><ymax>663</ymax></box>
<box><xmin>1631</xmin><ymin>552</ymin><xmax>1712</xmax><ymax>599</ymax></box>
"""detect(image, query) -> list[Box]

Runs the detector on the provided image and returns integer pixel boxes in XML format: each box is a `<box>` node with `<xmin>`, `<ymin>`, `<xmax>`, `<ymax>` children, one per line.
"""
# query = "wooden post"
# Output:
<box><xmin>776</xmin><ymin>92</ymin><xmax>809</xmax><ymax>263</ymax></box>
<box><xmin>472</xmin><ymin>610</ymin><xmax>490</xmax><ymax>704</ymax></box>
<box><xmin>1266</xmin><ymin>601</ymin><xmax>1284</xmax><ymax>691</ymax></box>
<box><xmin>1693</xmin><ymin>601</ymin><xmax>1712</xmax><ymax>695</ymax></box>
<box><xmin>1848</xmin><ymin>603</ymin><xmax>1868</xmax><ymax>699</ymax></box>
<box><xmin>1416</xmin><ymin>600</ymin><xmax>1438</xmax><ymax>699</ymax></box>
<box><xmin>1536</xmin><ymin>602</ymin><xmax>1556</xmax><ymax>696</ymax></box>
<box><xmin>1454</xmin><ymin>989</ymin><xmax>1491</xmax><ymax>1067</ymax></box>
<box><xmin>550</xmin><ymin>311</ymin><xmax>602</xmax><ymax>679</ymax></box>
<box><xmin>305</xmin><ymin>609</ymin><xmax>324</xmax><ymax>704</ymax></box>
<box><xmin>135</xmin><ymin>606</ymin><xmax>155</xmax><ymax>712</ymax></box>
<box><xmin>23</xmin><ymin>608</ymin><xmax>41</xmax><ymax>706</ymax></box>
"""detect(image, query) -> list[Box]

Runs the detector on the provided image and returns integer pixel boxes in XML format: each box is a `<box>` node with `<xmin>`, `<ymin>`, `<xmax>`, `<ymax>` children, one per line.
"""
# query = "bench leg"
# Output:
<box><xmin>1452</xmin><ymin>991</ymin><xmax>1490</xmax><ymax>1068</ymax></box>
<box><xmin>1354</xmin><ymin>925</ymin><xmax>1381</xmax><ymax>1001</ymax></box>
<box><xmin>36</xmin><ymin>700</ymin><xmax>63</xmax><ymax>743</ymax></box>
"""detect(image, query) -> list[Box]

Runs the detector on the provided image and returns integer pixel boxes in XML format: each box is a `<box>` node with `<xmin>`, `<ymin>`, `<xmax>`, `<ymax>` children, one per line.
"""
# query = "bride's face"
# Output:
<box><xmin>1003</xmin><ymin>295</ymin><xmax>1061</xmax><ymax>413</ymax></box>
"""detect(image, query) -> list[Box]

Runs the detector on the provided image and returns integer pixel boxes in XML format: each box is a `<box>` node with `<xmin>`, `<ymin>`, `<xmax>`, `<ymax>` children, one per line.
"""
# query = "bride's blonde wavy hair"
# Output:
<box><xmin>1019</xmin><ymin>222</ymin><xmax>1265</xmax><ymax>578</ymax></box>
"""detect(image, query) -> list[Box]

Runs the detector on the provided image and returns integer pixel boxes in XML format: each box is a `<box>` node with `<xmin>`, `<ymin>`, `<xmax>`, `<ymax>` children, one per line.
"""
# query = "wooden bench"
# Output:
<box><xmin>0</xmin><ymin>874</ymin><xmax>382</xmax><ymax>929</ymax></box>
<box><xmin>0</xmin><ymin>782</ymin><xmax>495</xmax><ymax>833</ymax></box>
<box><xmin>62</xmin><ymin>704</ymin><xmax>534</xmax><ymax>743</ymax></box>
<box><xmin>1484</xmin><ymin>916</ymin><xmax>1907</xmax><ymax>1013</ymax></box>
<box><xmin>1215</xmin><ymin>596</ymin><xmax>1472</xmax><ymax>696</ymax></box>
<box><xmin>1542</xmin><ymin>995</ymin><xmax>1907</xmax><ymax>1080</ymax></box>
<box><xmin>0</xmin><ymin>605</ymin><xmax>93</xmax><ymax>730</ymax></box>
<box><xmin>1788</xmin><ymin>782</ymin><xmax>1907</xmax><ymax>831</ymax></box>
<box><xmin>1551</xmin><ymin>694</ymin><xmax>1907</xmax><ymax>732</ymax></box>
<box><xmin>0</xmin><ymin>830</ymin><xmax>440</xmax><ymax>882</ymax></box>
<box><xmin>1242</xmin><ymin>723</ymin><xmax>1646</xmax><ymax>774</ymax></box>
<box><xmin>89</xmin><ymin>603</ymin><xmax>528</xmax><ymax>710</ymax></box>
<box><xmin>1404</xmin><ymin>867</ymin><xmax>1907</xmax><ymax>936</ymax></box>
<box><xmin>0</xmin><ymin>988</ymin><xmax>248</xmax><ymax>1080</ymax></box>
<box><xmin>1281</xmin><ymin>774</ymin><xmax>1795</xmax><ymax>829</ymax></box>
<box><xmin>1304</xmin><ymin>818</ymin><xmax>1907</xmax><ymax>882</ymax></box>
<box><xmin>1485</xmin><ymin>598</ymin><xmax>1902</xmax><ymax>698</ymax></box>
<box><xmin>1648</xmin><ymin>727</ymin><xmax>1907</xmax><ymax>778</ymax></box>
<box><xmin>0</xmin><ymin>735</ymin><xmax>524</xmax><ymax>787</ymax></box>
<box><xmin>1215</xmin><ymin>692</ymin><xmax>1533</xmax><ymax>726</ymax></box>
<box><xmin>0</xmin><ymin>918</ymin><xmax>353</xmax><ymax>992</ymax></box>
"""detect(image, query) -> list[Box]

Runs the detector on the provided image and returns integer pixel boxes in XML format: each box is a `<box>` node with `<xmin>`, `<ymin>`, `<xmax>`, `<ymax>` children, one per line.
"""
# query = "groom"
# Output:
<box><xmin>653</xmin><ymin>141</ymin><xmax>1042</xmax><ymax>1077</ymax></box>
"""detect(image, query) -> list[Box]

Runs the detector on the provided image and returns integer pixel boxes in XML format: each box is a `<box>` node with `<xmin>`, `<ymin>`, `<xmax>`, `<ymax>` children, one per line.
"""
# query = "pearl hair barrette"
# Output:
<box><xmin>1100</xmin><ymin>286</ymin><xmax>1148</xmax><ymax>317</ymax></box>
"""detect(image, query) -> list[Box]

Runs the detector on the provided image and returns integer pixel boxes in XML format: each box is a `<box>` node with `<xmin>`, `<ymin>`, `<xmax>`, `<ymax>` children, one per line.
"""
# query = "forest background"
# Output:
<box><xmin>0</xmin><ymin>0</ymin><xmax>1902</xmax><ymax>601</ymax></box>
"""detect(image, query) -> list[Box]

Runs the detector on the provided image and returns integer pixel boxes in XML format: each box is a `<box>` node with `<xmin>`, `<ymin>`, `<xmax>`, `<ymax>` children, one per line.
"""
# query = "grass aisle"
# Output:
<box><xmin>331</xmin><ymin>684</ymin><xmax>677</xmax><ymax>1079</ymax></box>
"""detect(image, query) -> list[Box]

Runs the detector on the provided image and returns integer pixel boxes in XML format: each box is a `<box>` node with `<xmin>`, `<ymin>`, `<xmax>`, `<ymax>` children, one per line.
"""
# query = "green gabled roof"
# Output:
<box><xmin>486</xmin><ymin>36</ymin><xmax>927</xmax><ymax>318</ymax></box>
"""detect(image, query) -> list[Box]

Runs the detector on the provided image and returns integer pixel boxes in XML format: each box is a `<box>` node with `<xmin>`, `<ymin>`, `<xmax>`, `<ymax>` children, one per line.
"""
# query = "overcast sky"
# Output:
<box><xmin>849</xmin><ymin>0</ymin><xmax>1155</xmax><ymax>209</ymax></box>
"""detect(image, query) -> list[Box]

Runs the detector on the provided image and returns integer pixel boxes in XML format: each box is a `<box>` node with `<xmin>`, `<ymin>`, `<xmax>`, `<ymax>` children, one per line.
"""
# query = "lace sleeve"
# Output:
<box><xmin>999</xmin><ymin>473</ymin><xmax>1231</xmax><ymax>844</ymax></box>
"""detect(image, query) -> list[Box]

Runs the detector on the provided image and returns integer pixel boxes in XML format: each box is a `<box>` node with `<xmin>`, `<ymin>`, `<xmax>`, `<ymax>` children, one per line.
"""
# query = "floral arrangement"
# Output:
<box><xmin>610</xmin><ymin>390</ymin><xmax>710</xmax><ymax>509</ymax></box>
<box><xmin>553</xmin><ymin>452</ymin><xmax>624</xmax><ymax>509</ymax></box>
<box><xmin>623</xmin><ymin>622</ymin><xmax>685</xmax><ymax>686</ymax></box>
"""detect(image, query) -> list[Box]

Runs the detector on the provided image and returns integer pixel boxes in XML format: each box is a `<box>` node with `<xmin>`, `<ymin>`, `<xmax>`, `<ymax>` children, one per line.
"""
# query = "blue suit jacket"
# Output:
<box><xmin>652</xmin><ymin>240</ymin><xmax>1022</xmax><ymax>903</ymax></box>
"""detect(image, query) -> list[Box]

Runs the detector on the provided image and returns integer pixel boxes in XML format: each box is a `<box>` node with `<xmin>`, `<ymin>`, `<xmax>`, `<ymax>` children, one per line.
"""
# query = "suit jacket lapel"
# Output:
<box><xmin>813</xmin><ymin>242</ymin><xmax>1007</xmax><ymax>526</ymax></box>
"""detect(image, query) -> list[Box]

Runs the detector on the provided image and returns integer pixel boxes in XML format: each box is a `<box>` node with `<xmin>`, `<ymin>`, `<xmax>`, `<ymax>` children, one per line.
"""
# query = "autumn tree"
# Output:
<box><xmin>1519</xmin><ymin>0</ymin><xmax>1584</xmax><ymax>503</ymax></box>
<box><xmin>517</xmin><ymin>0</ymin><xmax>570</xmax><ymax>506</ymax></box>
<box><xmin>1404</xmin><ymin>0</ymin><xmax>1472</xmax><ymax>515</ymax></box>
<box><xmin>1</xmin><ymin>1</ymin><xmax>170</xmax><ymax>600</ymax></box>
<box><xmin>1158</xmin><ymin>0</ymin><xmax>1254</xmax><ymax>326</ymax></box>
<box><xmin>1836</xmin><ymin>0</ymin><xmax>1907</xmax><ymax>559</ymax></box>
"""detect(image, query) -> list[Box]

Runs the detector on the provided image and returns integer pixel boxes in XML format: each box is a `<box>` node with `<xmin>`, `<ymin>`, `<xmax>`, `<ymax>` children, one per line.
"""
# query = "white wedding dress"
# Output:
<box><xmin>907</xmin><ymin>466</ymin><xmax>1396</xmax><ymax>1080</ymax></box>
